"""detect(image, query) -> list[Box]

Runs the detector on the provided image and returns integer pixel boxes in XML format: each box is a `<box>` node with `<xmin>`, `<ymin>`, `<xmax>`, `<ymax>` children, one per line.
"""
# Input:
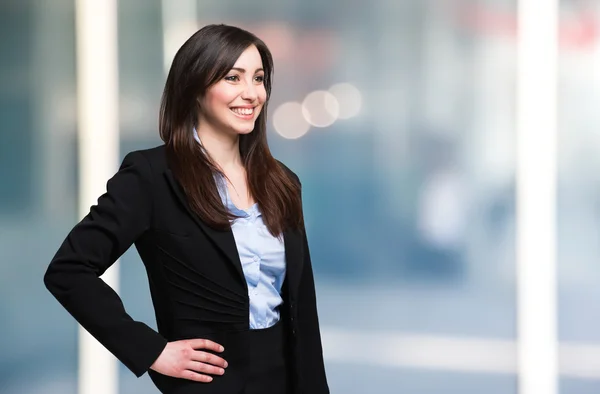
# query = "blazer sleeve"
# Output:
<box><xmin>43</xmin><ymin>151</ymin><xmax>168</xmax><ymax>377</ymax></box>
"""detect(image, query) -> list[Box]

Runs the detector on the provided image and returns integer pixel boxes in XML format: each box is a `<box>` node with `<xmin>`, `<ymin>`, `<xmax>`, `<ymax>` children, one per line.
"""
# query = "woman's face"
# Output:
<box><xmin>199</xmin><ymin>45</ymin><xmax>267</xmax><ymax>137</ymax></box>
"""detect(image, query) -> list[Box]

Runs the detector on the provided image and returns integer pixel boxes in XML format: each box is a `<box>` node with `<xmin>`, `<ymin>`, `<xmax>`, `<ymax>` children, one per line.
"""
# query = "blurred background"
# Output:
<box><xmin>1</xmin><ymin>0</ymin><xmax>600</xmax><ymax>393</ymax></box>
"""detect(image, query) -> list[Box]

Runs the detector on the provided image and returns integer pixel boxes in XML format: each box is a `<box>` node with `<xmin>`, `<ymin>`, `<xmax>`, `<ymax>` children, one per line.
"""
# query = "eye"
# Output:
<box><xmin>254</xmin><ymin>75</ymin><xmax>265</xmax><ymax>83</ymax></box>
<box><xmin>224</xmin><ymin>75</ymin><xmax>239</xmax><ymax>82</ymax></box>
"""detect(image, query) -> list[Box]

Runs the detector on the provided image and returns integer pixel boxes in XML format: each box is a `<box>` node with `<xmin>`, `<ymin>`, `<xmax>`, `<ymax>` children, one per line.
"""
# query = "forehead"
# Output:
<box><xmin>232</xmin><ymin>45</ymin><xmax>264</xmax><ymax>69</ymax></box>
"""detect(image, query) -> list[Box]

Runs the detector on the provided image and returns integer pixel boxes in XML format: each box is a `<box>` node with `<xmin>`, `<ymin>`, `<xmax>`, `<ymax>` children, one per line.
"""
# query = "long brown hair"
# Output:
<box><xmin>159</xmin><ymin>24</ymin><xmax>302</xmax><ymax>236</ymax></box>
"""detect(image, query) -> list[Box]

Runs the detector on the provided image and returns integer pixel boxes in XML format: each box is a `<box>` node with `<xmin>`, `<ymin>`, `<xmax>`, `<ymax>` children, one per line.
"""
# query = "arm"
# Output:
<box><xmin>43</xmin><ymin>151</ymin><xmax>167</xmax><ymax>377</ymax></box>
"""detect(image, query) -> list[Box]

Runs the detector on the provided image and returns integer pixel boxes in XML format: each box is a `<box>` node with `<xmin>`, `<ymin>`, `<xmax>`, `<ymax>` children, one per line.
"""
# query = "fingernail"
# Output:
<box><xmin>207</xmin><ymin>377</ymin><xmax>213</xmax><ymax>382</ymax></box>
<box><xmin>219</xmin><ymin>368</ymin><xmax>225</xmax><ymax>375</ymax></box>
<box><xmin>219</xmin><ymin>346</ymin><xmax>224</xmax><ymax>352</ymax></box>
<box><xmin>224</xmin><ymin>361</ymin><xmax>228</xmax><ymax>368</ymax></box>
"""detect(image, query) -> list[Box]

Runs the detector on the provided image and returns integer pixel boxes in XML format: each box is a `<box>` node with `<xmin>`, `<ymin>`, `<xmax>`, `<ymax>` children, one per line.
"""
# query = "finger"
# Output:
<box><xmin>186</xmin><ymin>338</ymin><xmax>224</xmax><ymax>352</ymax></box>
<box><xmin>187</xmin><ymin>361</ymin><xmax>225</xmax><ymax>376</ymax></box>
<box><xmin>180</xmin><ymin>370</ymin><xmax>213</xmax><ymax>383</ymax></box>
<box><xmin>191</xmin><ymin>351</ymin><xmax>228</xmax><ymax>368</ymax></box>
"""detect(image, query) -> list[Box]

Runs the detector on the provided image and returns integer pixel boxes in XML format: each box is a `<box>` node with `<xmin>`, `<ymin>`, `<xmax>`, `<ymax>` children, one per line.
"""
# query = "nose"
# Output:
<box><xmin>241</xmin><ymin>81</ymin><xmax>258</xmax><ymax>102</ymax></box>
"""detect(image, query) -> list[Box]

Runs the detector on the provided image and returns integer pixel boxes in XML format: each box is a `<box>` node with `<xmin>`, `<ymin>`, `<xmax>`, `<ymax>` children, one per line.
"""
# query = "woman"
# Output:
<box><xmin>43</xmin><ymin>24</ymin><xmax>329</xmax><ymax>394</ymax></box>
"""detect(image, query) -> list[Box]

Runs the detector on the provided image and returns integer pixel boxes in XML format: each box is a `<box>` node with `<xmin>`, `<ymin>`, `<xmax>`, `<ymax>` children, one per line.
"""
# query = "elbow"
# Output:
<box><xmin>43</xmin><ymin>257</ymin><xmax>98</xmax><ymax>299</ymax></box>
<box><xmin>43</xmin><ymin>263</ymin><xmax>59</xmax><ymax>294</ymax></box>
<box><xmin>43</xmin><ymin>259</ymin><xmax>69</xmax><ymax>296</ymax></box>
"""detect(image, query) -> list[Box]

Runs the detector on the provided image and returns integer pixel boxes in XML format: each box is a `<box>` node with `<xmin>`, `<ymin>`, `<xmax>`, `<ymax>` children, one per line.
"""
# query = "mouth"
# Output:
<box><xmin>230</xmin><ymin>106</ymin><xmax>256</xmax><ymax>119</ymax></box>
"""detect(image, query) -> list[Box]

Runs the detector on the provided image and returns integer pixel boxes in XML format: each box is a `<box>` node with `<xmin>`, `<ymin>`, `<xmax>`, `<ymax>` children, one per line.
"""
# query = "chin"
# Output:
<box><xmin>232</xmin><ymin>123</ymin><xmax>256</xmax><ymax>135</ymax></box>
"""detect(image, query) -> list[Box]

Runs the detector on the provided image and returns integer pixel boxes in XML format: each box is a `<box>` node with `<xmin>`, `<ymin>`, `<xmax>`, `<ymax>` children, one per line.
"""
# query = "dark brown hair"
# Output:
<box><xmin>159</xmin><ymin>24</ymin><xmax>302</xmax><ymax>236</ymax></box>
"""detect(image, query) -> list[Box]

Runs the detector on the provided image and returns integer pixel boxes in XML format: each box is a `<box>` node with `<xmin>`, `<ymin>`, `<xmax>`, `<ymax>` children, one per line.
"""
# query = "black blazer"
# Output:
<box><xmin>43</xmin><ymin>145</ymin><xmax>329</xmax><ymax>394</ymax></box>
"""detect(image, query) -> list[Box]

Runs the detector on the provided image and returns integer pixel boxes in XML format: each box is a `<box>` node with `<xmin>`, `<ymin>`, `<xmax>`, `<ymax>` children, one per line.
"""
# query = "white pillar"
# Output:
<box><xmin>75</xmin><ymin>1</ymin><xmax>120</xmax><ymax>394</ymax></box>
<box><xmin>516</xmin><ymin>0</ymin><xmax>558</xmax><ymax>393</ymax></box>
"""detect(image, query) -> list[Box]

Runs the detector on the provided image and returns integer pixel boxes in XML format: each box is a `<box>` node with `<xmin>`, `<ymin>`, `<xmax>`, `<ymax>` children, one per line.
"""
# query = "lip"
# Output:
<box><xmin>230</xmin><ymin>105</ymin><xmax>255</xmax><ymax>109</ymax></box>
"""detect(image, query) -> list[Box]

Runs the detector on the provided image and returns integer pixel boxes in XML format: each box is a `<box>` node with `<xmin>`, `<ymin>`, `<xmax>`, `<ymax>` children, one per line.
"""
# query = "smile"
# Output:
<box><xmin>230</xmin><ymin>107</ymin><xmax>255</xmax><ymax>118</ymax></box>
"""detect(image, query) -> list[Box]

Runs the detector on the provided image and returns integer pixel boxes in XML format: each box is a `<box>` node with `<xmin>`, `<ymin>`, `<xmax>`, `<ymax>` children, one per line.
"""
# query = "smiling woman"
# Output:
<box><xmin>44</xmin><ymin>24</ymin><xmax>329</xmax><ymax>394</ymax></box>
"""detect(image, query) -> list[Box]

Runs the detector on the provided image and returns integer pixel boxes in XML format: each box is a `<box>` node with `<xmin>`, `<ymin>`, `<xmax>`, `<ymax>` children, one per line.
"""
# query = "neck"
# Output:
<box><xmin>195</xmin><ymin>126</ymin><xmax>243</xmax><ymax>172</ymax></box>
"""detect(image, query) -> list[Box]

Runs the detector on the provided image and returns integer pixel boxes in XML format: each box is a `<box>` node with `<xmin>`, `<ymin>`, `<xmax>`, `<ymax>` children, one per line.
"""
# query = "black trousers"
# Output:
<box><xmin>243</xmin><ymin>320</ymin><xmax>291</xmax><ymax>394</ymax></box>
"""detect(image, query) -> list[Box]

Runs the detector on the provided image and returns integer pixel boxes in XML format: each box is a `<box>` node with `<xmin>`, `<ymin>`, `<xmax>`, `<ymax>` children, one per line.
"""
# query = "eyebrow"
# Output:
<box><xmin>230</xmin><ymin>67</ymin><xmax>264</xmax><ymax>73</ymax></box>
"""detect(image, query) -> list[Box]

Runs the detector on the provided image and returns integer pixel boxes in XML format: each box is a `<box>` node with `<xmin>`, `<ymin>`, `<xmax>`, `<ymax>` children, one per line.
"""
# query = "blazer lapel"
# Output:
<box><xmin>164</xmin><ymin>170</ymin><xmax>246</xmax><ymax>288</ymax></box>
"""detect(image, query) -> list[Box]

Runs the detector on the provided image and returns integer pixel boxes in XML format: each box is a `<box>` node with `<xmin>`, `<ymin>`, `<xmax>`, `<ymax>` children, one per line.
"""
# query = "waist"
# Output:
<box><xmin>172</xmin><ymin>319</ymin><xmax>288</xmax><ymax>362</ymax></box>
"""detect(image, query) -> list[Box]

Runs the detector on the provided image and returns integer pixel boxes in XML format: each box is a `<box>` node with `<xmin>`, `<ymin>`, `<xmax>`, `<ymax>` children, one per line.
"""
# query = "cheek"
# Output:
<box><xmin>213</xmin><ymin>91</ymin><xmax>236</xmax><ymax>106</ymax></box>
<box><xmin>258</xmin><ymin>87</ymin><xmax>267</xmax><ymax>104</ymax></box>
<box><xmin>205</xmin><ymin>85</ymin><xmax>237</xmax><ymax>109</ymax></box>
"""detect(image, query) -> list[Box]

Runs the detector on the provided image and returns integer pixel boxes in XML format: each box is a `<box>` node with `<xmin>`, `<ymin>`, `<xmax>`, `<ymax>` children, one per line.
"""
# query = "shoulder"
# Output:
<box><xmin>122</xmin><ymin>145</ymin><xmax>168</xmax><ymax>173</ymax></box>
<box><xmin>275</xmin><ymin>159</ymin><xmax>301</xmax><ymax>186</ymax></box>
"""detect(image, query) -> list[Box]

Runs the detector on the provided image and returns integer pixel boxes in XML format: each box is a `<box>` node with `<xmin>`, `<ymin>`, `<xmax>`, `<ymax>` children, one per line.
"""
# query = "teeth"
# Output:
<box><xmin>231</xmin><ymin>107</ymin><xmax>253</xmax><ymax>116</ymax></box>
